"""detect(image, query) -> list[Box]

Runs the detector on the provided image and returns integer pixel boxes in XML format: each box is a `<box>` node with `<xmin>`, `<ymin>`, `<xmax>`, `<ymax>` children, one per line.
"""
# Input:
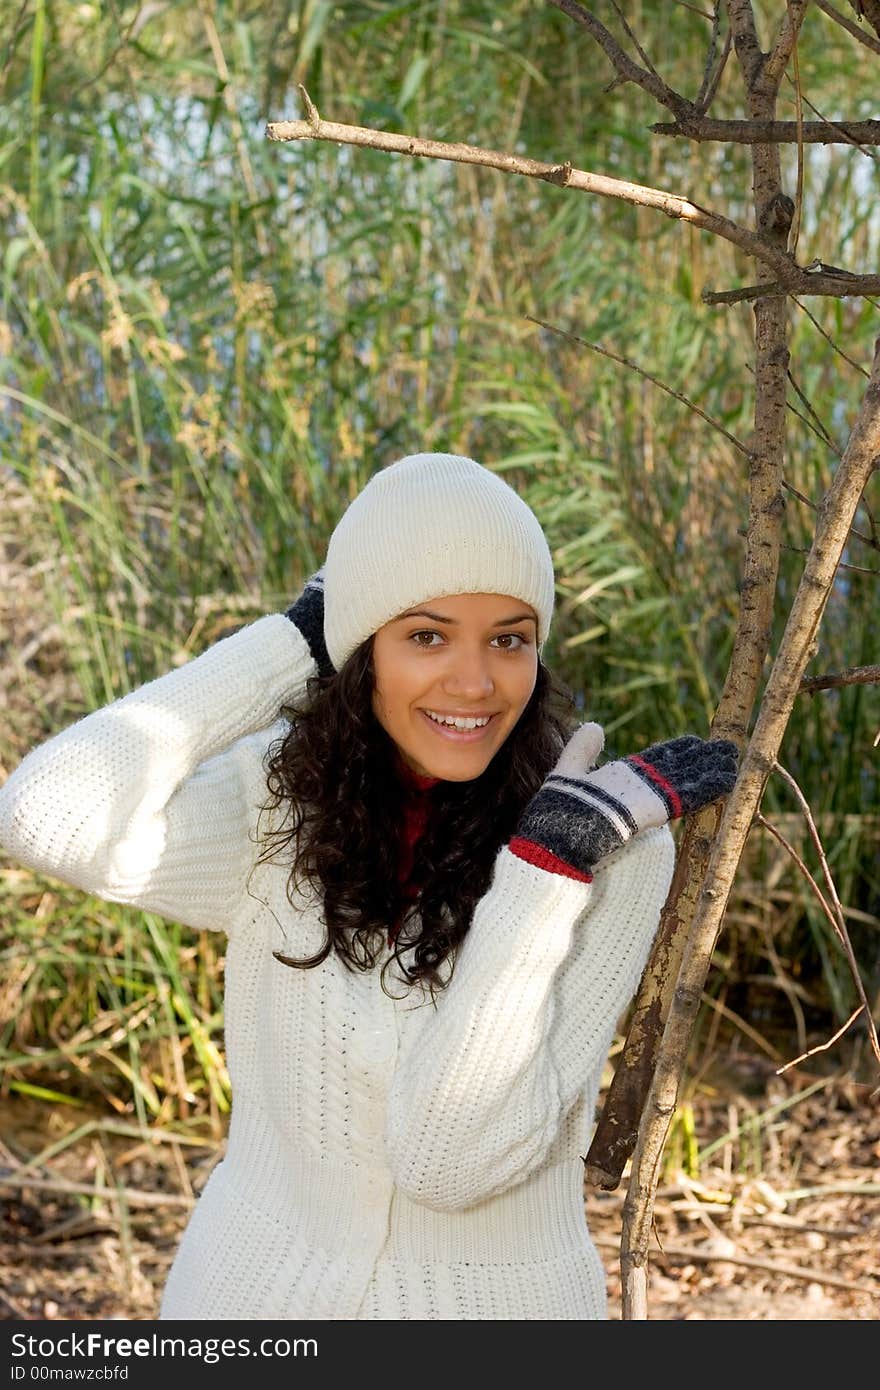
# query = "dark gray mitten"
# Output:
<box><xmin>625</xmin><ymin>734</ymin><xmax>740</xmax><ymax>820</ymax></box>
<box><xmin>285</xmin><ymin>569</ymin><xmax>334</xmax><ymax>679</ymax></box>
<box><xmin>510</xmin><ymin>725</ymin><xmax>738</xmax><ymax>882</ymax></box>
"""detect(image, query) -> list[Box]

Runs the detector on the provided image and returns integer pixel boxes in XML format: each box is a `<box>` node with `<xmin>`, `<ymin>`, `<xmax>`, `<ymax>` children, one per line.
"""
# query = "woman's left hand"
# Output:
<box><xmin>509</xmin><ymin>726</ymin><xmax>739</xmax><ymax>881</ymax></box>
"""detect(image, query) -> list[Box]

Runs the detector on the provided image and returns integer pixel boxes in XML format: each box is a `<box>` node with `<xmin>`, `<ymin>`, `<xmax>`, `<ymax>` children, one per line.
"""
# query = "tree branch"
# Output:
<box><xmin>695</xmin><ymin>2</ymin><xmax>730</xmax><ymax>115</ymax></box>
<box><xmin>525</xmin><ymin>316</ymin><xmax>750</xmax><ymax>456</ymax></box>
<box><xmin>617</xmin><ymin>334</ymin><xmax>880</xmax><ymax>1315</ymax></box>
<box><xmin>798</xmin><ymin>663</ymin><xmax>880</xmax><ymax>693</ymax></box>
<box><xmin>770</xmin><ymin>760</ymin><xmax>880</xmax><ymax>1069</ymax></box>
<box><xmin>857</xmin><ymin>0</ymin><xmax>880</xmax><ymax>42</ymax></box>
<box><xmin>703</xmin><ymin>264</ymin><xmax>880</xmax><ymax>300</ymax></box>
<box><xmin>793</xmin><ymin>299</ymin><xmax>873</xmax><ymax>378</ymax></box>
<box><xmin>816</xmin><ymin>0</ymin><xmax>880</xmax><ymax>51</ymax></box>
<box><xmin>703</xmin><ymin>282</ymin><xmax>787</xmax><ymax>304</ymax></box>
<box><xmin>726</xmin><ymin>0</ymin><xmax>765</xmax><ymax>92</ymax></box>
<box><xmin>588</xmin><ymin>0</ymin><xmax>797</xmax><ymax>1221</ymax></box>
<box><xmin>764</xmin><ymin>0</ymin><xmax>809</xmax><ymax>87</ymax></box>
<box><xmin>652</xmin><ymin>117</ymin><xmax>880</xmax><ymax>144</ymax></box>
<box><xmin>545</xmin><ymin>0</ymin><xmax>697</xmax><ymax>118</ymax></box>
<box><xmin>781</xmin><ymin>478</ymin><xmax>878</xmax><ymax>549</ymax></box>
<box><xmin>775</xmin><ymin>1005</ymin><xmax>866</xmax><ymax>1075</ymax></box>
<box><xmin>266</xmin><ymin>101</ymin><xmax>880</xmax><ymax>299</ymax></box>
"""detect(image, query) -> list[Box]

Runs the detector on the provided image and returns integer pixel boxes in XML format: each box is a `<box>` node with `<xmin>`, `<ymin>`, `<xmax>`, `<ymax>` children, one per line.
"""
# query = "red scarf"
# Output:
<box><xmin>390</xmin><ymin>760</ymin><xmax>439</xmax><ymax>943</ymax></box>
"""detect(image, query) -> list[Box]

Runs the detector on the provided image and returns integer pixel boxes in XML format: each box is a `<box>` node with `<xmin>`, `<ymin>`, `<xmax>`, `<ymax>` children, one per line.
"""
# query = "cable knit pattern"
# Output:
<box><xmin>0</xmin><ymin>616</ymin><xmax>676</xmax><ymax>1321</ymax></box>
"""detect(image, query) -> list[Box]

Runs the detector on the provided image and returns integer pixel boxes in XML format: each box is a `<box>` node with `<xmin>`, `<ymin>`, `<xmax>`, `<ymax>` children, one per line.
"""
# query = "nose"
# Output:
<box><xmin>441</xmin><ymin>645</ymin><xmax>495</xmax><ymax>700</ymax></box>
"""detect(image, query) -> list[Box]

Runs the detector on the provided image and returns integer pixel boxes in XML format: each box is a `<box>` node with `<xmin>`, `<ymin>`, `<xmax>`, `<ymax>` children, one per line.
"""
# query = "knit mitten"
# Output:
<box><xmin>285</xmin><ymin>569</ymin><xmax>334</xmax><ymax>679</ymax></box>
<box><xmin>510</xmin><ymin>726</ymin><xmax>739</xmax><ymax>882</ymax></box>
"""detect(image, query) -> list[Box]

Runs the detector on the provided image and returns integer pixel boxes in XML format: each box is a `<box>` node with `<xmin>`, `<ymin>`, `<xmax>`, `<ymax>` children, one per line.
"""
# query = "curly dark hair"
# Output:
<box><xmin>257</xmin><ymin>636</ymin><xmax>577</xmax><ymax>993</ymax></box>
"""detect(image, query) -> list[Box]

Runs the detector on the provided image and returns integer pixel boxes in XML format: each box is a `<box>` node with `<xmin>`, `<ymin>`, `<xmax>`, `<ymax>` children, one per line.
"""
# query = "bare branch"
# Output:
<box><xmin>600</xmin><ymin>1232</ymin><xmax>880</xmax><ymax>1295</ymax></box>
<box><xmin>696</xmin><ymin>1</ymin><xmax>722</xmax><ymax>108</ymax></box>
<box><xmin>781</xmin><ymin>479</ymin><xmax>878</xmax><ymax>549</ymax></box>
<box><xmin>793</xmin><ymin>299</ymin><xmax>873</xmax><ymax>378</ymax></box>
<box><xmin>783</xmin><ymin>7</ymin><xmax>802</xmax><ymax>257</ymax></box>
<box><xmin>755</xmin><ymin>814</ymin><xmax>846</xmax><ymax>948</ymax></box>
<box><xmin>738</xmin><ymin>524</ymin><xmax>880</xmax><ymax>572</ymax></box>
<box><xmin>815</xmin><ymin>0</ymin><xmax>880</xmax><ymax>52</ymax></box>
<box><xmin>799</xmin><ymin>664</ymin><xmax>880</xmax><ymax>693</ymax></box>
<box><xmin>786</xmin><ymin>369</ymin><xmax>839</xmax><ymax>453</ymax></box>
<box><xmin>703</xmin><ymin>266</ymin><xmax>880</xmax><ymax>300</ymax></box>
<box><xmin>695</xmin><ymin>1</ymin><xmax>727</xmax><ymax>113</ymax></box>
<box><xmin>776</xmin><ymin>1006</ymin><xmax>866</xmax><ymax>1075</ymax></box>
<box><xmin>267</xmin><ymin>101</ymin><xmax>880</xmax><ymax>300</ymax></box>
<box><xmin>651</xmin><ymin>117</ymin><xmax>880</xmax><ymax>144</ymax></box>
<box><xmin>726</xmin><ymin>0</ymin><xmax>765</xmax><ymax>91</ymax></box>
<box><xmin>703</xmin><ymin>282</ymin><xmax>787</xmax><ymax>304</ymax></box>
<box><xmin>773</xmin><ymin>543</ymin><xmax>879</xmax><ymax>575</ymax></box>
<box><xmin>606</xmin><ymin>0</ymin><xmax>661</xmax><ymax>80</ymax></box>
<box><xmin>525</xmin><ymin>316</ymin><xmax>750</xmax><ymax>456</ymax></box>
<box><xmin>784</xmin><ymin>75</ymin><xmax>878</xmax><ymax>161</ymax></box>
<box><xmin>764</xmin><ymin>0</ymin><xmax>809</xmax><ymax>87</ymax></box>
<box><xmin>771</xmin><ymin>760</ymin><xmax>880</xmax><ymax>1069</ymax></box>
<box><xmin>857</xmin><ymin>0</ymin><xmax>880</xmax><ymax>42</ymax></box>
<box><xmin>546</xmin><ymin>0</ymin><xmax>696</xmax><ymax>118</ymax></box>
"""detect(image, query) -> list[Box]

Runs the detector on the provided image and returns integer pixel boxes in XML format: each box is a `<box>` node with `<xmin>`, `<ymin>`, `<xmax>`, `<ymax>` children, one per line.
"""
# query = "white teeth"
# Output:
<box><xmin>425</xmin><ymin>710</ymin><xmax>491</xmax><ymax>731</ymax></box>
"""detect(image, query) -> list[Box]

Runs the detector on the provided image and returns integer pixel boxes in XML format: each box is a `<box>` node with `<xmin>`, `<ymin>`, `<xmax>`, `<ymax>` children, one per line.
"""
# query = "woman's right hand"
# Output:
<box><xmin>285</xmin><ymin>570</ymin><xmax>334</xmax><ymax>678</ymax></box>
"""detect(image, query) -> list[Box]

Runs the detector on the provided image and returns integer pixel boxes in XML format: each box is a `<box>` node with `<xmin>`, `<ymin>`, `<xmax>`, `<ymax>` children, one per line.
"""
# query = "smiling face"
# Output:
<box><xmin>371</xmin><ymin>592</ymin><xmax>540</xmax><ymax>782</ymax></box>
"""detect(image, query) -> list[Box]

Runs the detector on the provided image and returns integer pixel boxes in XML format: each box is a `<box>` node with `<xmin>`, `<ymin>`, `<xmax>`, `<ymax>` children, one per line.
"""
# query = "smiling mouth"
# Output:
<box><xmin>423</xmin><ymin>709</ymin><xmax>494</xmax><ymax>730</ymax></box>
<box><xmin>419</xmin><ymin>709</ymin><xmax>498</xmax><ymax>740</ymax></box>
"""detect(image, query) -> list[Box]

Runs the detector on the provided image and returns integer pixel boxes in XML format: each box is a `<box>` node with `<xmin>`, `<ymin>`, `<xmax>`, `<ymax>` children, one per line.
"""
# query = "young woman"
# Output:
<box><xmin>0</xmin><ymin>452</ymin><xmax>737</xmax><ymax>1321</ymax></box>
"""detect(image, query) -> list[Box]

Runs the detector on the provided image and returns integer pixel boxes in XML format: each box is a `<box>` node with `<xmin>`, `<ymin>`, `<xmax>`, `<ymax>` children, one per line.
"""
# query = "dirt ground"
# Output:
<box><xmin>1</xmin><ymin>1057</ymin><xmax>877</xmax><ymax>1323</ymax></box>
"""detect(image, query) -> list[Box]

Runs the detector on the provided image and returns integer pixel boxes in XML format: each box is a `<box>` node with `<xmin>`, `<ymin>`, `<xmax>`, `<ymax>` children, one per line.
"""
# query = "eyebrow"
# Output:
<box><xmin>394</xmin><ymin>607</ymin><xmax>538</xmax><ymax>628</ymax></box>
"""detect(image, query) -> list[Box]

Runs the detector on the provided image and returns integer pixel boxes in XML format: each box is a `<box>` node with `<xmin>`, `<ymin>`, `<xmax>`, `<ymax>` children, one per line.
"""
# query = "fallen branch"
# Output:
<box><xmin>7</xmin><ymin>1118</ymin><xmax>218</xmax><ymax>1182</ymax></box>
<box><xmin>781</xmin><ymin>1181</ymin><xmax>880</xmax><ymax>1200</ymax></box>
<box><xmin>593</xmin><ymin>1234</ymin><xmax>877</xmax><ymax>1295</ymax></box>
<box><xmin>0</xmin><ymin>1171</ymin><xmax>194</xmax><ymax>1208</ymax></box>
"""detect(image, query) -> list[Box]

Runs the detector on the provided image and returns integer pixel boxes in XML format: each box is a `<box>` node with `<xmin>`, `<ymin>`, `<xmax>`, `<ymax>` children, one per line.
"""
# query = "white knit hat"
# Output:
<box><xmin>323</xmin><ymin>453</ymin><xmax>556</xmax><ymax>668</ymax></box>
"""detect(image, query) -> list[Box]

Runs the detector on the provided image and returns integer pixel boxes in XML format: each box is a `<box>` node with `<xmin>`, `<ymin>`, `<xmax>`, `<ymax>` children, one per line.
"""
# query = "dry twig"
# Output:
<box><xmin>0</xmin><ymin>1172</ymin><xmax>194</xmax><ymax>1208</ymax></box>
<box><xmin>769</xmin><ymin>761</ymin><xmax>880</xmax><ymax>1069</ymax></box>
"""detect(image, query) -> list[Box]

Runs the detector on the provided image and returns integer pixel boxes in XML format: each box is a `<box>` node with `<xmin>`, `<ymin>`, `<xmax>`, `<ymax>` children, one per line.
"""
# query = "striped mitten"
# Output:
<box><xmin>510</xmin><ymin>725</ymin><xmax>739</xmax><ymax>883</ymax></box>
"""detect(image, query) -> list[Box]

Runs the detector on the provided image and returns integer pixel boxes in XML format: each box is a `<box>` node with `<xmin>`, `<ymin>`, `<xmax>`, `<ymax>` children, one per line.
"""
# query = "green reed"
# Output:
<box><xmin>1</xmin><ymin>0</ymin><xmax>877</xmax><ymax>1126</ymax></box>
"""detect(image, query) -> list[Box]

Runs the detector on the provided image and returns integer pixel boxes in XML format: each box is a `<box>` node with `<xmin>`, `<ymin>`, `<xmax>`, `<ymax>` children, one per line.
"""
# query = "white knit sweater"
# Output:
<box><xmin>0</xmin><ymin>615</ymin><xmax>675</xmax><ymax>1321</ymax></box>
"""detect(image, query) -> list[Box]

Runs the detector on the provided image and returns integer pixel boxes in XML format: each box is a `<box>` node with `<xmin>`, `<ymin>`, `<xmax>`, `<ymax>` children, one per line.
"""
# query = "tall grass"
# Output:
<box><xmin>1</xmin><ymin>0</ymin><xmax>878</xmax><ymax>1124</ymax></box>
